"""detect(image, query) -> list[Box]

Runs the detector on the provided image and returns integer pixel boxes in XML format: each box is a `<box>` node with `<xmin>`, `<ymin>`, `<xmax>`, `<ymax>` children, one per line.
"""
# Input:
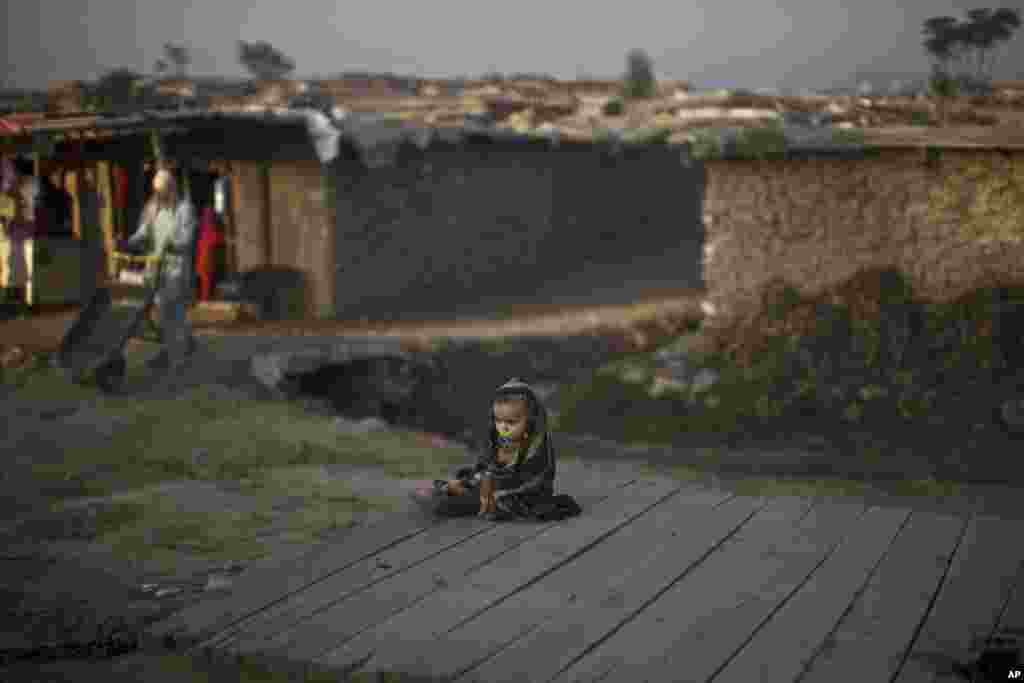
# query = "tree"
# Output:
<box><xmin>922</xmin><ymin>16</ymin><xmax>960</xmax><ymax>74</ymax></box>
<box><xmin>983</xmin><ymin>8</ymin><xmax>1022</xmax><ymax>76</ymax></box>
<box><xmin>507</xmin><ymin>72</ymin><xmax>558</xmax><ymax>83</ymax></box>
<box><xmin>928</xmin><ymin>63</ymin><xmax>960</xmax><ymax>126</ymax></box>
<box><xmin>922</xmin><ymin>8</ymin><xmax>1021</xmax><ymax>92</ymax></box>
<box><xmin>238</xmin><ymin>40</ymin><xmax>296</xmax><ymax>80</ymax></box>
<box><xmin>623</xmin><ymin>49</ymin><xmax>657</xmax><ymax>99</ymax></box>
<box><xmin>155</xmin><ymin>42</ymin><xmax>190</xmax><ymax>78</ymax></box>
<box><xmin>87</xmin><ymin>68</ymin><xmax>146</xmax><ymax>111</ymax></box>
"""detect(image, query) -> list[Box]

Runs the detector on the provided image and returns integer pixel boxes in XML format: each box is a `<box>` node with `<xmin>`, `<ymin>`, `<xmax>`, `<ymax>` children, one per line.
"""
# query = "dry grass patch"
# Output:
<box><xmin>5</xmin><ymin>357</ymin><xmax>473</xmax><ymax>569</ymax></box>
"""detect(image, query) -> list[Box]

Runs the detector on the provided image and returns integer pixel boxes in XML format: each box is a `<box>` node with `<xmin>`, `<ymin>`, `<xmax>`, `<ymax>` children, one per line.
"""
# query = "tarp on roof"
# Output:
<box><xmin>0</xmin><ymin>118</ymin><xmax>25</xmax><ymax>136</ymax></box>
<box><xmin>0</xmin><ymin>114</ymin><xmax>41</xmax><ymax>136</ymax></box>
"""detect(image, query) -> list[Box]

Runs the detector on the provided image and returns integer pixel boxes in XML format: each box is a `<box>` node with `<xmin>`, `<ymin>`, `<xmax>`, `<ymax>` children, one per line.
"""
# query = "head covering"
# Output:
<box><xmin>488</xmin><ymin>378</ymin><xmax>550</xmax><ymax>467</ymax></box>
<box><xmin>153</xmin><ymin>168</ymin><xmax>174</xmax><ymax>193</ymax></box>
<box><xmin>0</xmin><ymin>158</ymin><xmax>17</xmax><ymax>195</ymax></box>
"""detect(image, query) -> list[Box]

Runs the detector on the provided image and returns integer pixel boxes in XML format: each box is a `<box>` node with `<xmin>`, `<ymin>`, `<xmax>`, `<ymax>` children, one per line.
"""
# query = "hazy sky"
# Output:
<box><xmin>3</xmin><ymin>1</ymin><xmax>1023</xmax><ymax>91</ymax></box>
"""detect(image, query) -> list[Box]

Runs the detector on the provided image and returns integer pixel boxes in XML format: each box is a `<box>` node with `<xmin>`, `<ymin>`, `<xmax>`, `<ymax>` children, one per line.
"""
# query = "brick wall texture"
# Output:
<box><xmin>701</xmin><ymin>149</ymin><xmax>1024</xmax><ymax>327</ymax></box>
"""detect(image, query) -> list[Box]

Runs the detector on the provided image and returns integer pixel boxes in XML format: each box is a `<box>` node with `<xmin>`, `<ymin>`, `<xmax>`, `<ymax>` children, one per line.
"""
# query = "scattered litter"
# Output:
<box><xmin>690</xmin><ymin>368</ymin><xmax>721</xmax><ymax>394</ymax></box>
<box><xmin>204</xmin><ymin>574</ymin><xmax>232</xmax><ymax>592</ymax></box>
<box><xmin>334</xmin><ymin>416</ymin><xmax>390</xmax><ymax>434</ymax></box>
<box><xmin>221</xmin><ymin>561</ymin><xmax>245</xmax><ymax>575</ymax></box>
<box><xmin>191</xmin><ymin>448</ymin><xmax>210</xmax><ymax>467</ymax></box>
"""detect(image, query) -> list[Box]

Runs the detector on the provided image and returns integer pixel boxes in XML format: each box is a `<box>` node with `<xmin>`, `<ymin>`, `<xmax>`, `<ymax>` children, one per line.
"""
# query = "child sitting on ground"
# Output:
<box><xmin>412</xmin><ymin>378</ymin><xmax>580</xmax><ymax>521</ymax></box>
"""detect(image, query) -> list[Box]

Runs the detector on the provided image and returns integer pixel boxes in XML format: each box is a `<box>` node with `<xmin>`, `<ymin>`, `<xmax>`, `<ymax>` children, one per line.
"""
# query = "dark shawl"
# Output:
<box><xmin>453</xmin><ymin>379</ymin><xmax>559</xmax><ymax>519</ymax></box>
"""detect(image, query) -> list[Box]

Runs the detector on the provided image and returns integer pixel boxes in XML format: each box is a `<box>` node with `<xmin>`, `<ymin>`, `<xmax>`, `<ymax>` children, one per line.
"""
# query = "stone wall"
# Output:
<box><xmin>701</xmin><ymin>149</ymin><xmax>1024</xmax><ymax>326</ymax></box>
<box><xmin>331</xmin><ymin>139</ymin><xmax>705</xmax><ymax>321</ymax></box>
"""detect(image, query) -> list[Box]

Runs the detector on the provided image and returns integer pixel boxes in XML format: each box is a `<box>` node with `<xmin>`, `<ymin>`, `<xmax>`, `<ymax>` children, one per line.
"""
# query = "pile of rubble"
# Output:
<box><xmin>466</xmin><ymin>88</ymin><xmax>1013</xmax><ymax>141</ymax></box>
<box><xmin>13</xmin><ymin>76</ymin><xmax>1024</xmax><ymax>151</ymax></box>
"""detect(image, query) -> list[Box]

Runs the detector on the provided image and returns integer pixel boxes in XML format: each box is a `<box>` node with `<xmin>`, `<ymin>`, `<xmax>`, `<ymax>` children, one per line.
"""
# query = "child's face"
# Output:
<box><xmin>493</xmin><ymin>399</ymin><xmax>529</xmax><ymax>445</ymax></box>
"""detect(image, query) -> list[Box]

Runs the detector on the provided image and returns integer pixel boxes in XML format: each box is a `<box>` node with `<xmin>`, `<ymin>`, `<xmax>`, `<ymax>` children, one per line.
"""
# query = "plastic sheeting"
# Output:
<box><xmin>299</xmin><ymin>107</ymin><xmax>555</xmax><ymax>168</ymax></box>
<box><xmin>302</xmin><ymin>108</ymin><xmax>453</xmax><ymax>167</ymax></box>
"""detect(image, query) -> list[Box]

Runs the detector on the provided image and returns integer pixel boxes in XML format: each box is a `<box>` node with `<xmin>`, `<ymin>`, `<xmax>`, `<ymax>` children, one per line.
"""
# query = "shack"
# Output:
<box><xmin>1</xmin><ymin>107</ymin><xmax>708</xmax><ymax>320</ymax></box>
<box><xmin>170</xmin><ymin>110</ymin><xmax>707</xmax><ymax>322</ymax></box>
<box><xmin>0</xmin><ymin>109</ymin><xmax>324</xmax><ymax>310</ymax></box>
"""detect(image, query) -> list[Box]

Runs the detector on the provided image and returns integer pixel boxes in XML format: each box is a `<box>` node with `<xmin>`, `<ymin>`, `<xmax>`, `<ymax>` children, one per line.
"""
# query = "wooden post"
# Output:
<box><xmin>67</xmin><ymin>166</ymin><xmax>82</xmax><ymax>240</ymax></box>
<box><xmin>222</xmin><ymin>160</ymin><xmax>238</xmax><ymax>276</ymax></box>
<box><xmin>229</xmin><ymin>162</ymin><xmax>244</xmax><ymax>273</ymax></box>
<box><xmin>260</xmin><ymin>160</ymin><xmax>272</xmax><ymax>266</ymax></box>
<box><xmin>322</xmin><ymin>161</ymin><xmax>337</xmax><ymax>318</ymax></box>
<box><xmin>96</xmin><ymin>160</ymin><xmax>116</xmax><ymax>280</ymax></box>
<box><xmin>230</xmin><ymin>160</ymin><xmax>272</xmax><ymax>271</ymax></box>
<box><xmin>25</xmin><ymin>152</ymin><xmax>42</xmax><ymax>305</ymax></box>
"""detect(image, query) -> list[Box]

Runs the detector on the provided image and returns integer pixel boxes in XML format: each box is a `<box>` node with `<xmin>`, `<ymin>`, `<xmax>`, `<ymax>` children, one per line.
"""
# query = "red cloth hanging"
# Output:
<box><xmin>113</xmin><ymin>165</ymin><xmax>130</xmax><ymax>210</ymax></box>
<box><xmin>196</xmin><ymin>207</ymin><xmax>225</xmax><ymax>301</ymax></box>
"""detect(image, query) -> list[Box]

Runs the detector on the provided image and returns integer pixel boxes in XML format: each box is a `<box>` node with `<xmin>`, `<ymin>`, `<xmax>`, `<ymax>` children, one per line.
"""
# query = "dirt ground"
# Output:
<box><xmin>0</xmin><ymin>295</ymin><xmax>702</xmax><ymax>679</ymax></box>
<box><xmin>4</xmin><ymin>293</ymin><xmax>1024</xmax><ymax>681</ymax></box>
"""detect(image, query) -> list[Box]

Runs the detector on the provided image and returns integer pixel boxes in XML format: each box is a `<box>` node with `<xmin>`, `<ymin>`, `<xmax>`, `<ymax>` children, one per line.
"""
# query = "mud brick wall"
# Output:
<box><xmin>330</xmin><ymin>139</ymin><xmax>705</xmax><ymax>321</ymax></box>
<box><xmin>700</xmin><ymin>149</ymin><xmax>1024</xmax><ymax>327</ymax></box>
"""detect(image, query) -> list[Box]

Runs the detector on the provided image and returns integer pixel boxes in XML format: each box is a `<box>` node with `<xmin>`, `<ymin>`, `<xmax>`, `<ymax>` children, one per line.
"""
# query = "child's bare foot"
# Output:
<box><xmin>478</xmin><ymin>495</ymin><xmax>497</xmax><ymax>517</ymax></box>
<box><xmin>478</xmin><ymin>477</ymin><xmax>497</xmax><ymax>515</ymax></box>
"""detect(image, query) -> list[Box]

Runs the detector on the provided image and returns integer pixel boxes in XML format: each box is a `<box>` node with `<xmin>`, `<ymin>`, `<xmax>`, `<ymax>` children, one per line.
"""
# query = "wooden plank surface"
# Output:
<box><xmin>145</xmin><ymin>513</ymin><xmax>434</xmax><ymax>650</ymax></box>
<box><xmin>149</xmin><ymin>465</ymin><xmax>636</xmax><ymax>652</ymax></box>
<box><xmin>315</xmin><ymin>478</ymin><xmax>682</xmax><ymax>676</ymax></box>
<box><xmin>439</xmin><ymin>493</ymin><xmax>767</xmax><ymax>683</ymax></box>
<box><xmin>553</xmin><ymin>498</ymin><xmax>866</xmax><ymax>683</ymax></box>
<box><xmin>798</xmin><ymin>512</ymin><xmax>968</xmax><ymax>683</ymax></box>
<box><xmin>708</xmin><ymin>505</ymin><xmax>913</xmax><ymax>683</ymax></box>
<box><xmin>251</xmin><ymin>484</ymin><xmax>735</xmax><ymax>667</ymax></box>
<box><xmin>219</xmin><ymin>471</ymin><xmax>639</xmax><ymax>661</ymax></box>
<box><xmin>893</xmin><ymin>516</ymin><xmax>1024</xmax><ymax>682</ymax></box>
<box><xmin>407</xmin><ymin>495</ymin><xmax>816</xmax><ymax>682</ymax></box>
<box><xmin>206</xmin><ymin>515</ymin><xmax>496</xmax><ymax>650</ymax></box>
<box><xmin>972</xmin><ymin>562</ymin><xmax>1024</xmax><ymax>683</ymax></box>
<box><xmin>599</xmin><ymin>500</ymin><xmax>881</xmax><ymax>683</ymax></box>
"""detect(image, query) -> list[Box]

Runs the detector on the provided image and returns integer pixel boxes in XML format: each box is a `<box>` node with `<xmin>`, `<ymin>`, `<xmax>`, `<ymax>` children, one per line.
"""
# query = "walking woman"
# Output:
<box><xmin>118</xmin><ymin>167</ymin><xmax>198</xmax><ymax>373</ymax></box>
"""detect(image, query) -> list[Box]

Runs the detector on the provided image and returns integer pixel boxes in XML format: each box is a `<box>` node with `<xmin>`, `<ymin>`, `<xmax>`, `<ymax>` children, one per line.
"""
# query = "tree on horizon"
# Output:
<box><xmin>155</xmin><ymin>43</ymin><xmax>191</xmax><ymax>79</ymax></box>
<box><xmin>623</xmin><ymin>49</ymin><xmax>657</xmax><ymax>99</ymax></box>
<box><xmin>85</xmin><ymin>67</ymin><xmax>147</xmax><ymax>111</ymax></box>
<box><xmin>922</xmin><ymin>8</ymin><xmax>1021</xmax><ymax>91</ymax></box>
<box><xmin>238</xmin><ymin>41</ymin><xmax>297</xmax><ymax>80</ymax></box>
